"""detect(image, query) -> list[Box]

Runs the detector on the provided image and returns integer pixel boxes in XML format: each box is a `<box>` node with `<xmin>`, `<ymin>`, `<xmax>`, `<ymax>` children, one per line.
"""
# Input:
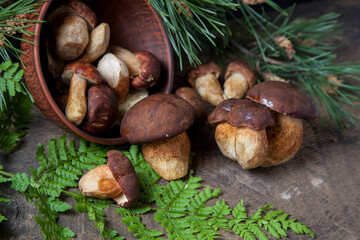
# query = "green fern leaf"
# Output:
<box><xmin>10</xmin><ymin>172</ymin><xmax>30</xmax><ymax>192</ymax></box>
<box><xmin>48</xmin><ymin>198</ymin><xmax>72</xmax><ymax>213</ymax></box>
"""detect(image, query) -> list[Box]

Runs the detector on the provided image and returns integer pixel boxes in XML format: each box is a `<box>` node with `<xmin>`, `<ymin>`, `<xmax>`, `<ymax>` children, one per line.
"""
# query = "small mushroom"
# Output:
<box><xmin>175</xmin><ymin>87</ymin><xmax>207</xmax><ymax>128</ymax></box>
<box><xmin>66</xmin><ymin>0</ymin><xmax>97</xmax><ymax>30</ymax></box>
<box><xmin>76</xmin><ymin>23</ymin><xmax>110</xmax><ymax>63</ymax></box>
<box><xmin>97</xmin><ymin>53</ymin><xmax>130</xmax><ymax>103</ymax></box>
<box><xmin>246</xmin><ymin>81</ymin><xmax>319</xmax><ymax>167</ymax></box>
<box><xmin>211</xmin><ymin>99</ymin><xmax>275</xmax><ymax>169</ymax></box>
<box><xmin>107</xmin><ymin>45</ymin><xmax>141</xmax><ymax>78</ymax></box>
<box><xmin>131</xmin><ymin>51</ymin><xmax>161</xmax><ymax>89</ymax></box>
<box><xmin>53</xmin><ymin>13</ymin><xmax>89</xmax><ymax>61</ymax></box>
<box><xmin>223</xmin><ymin>61</ymin><xmax>257</xmax><ymax>99</ymax></box>
<box><xmin>82</xmin><ymin>84</ymin><xmax>118</xmax><ymax>135</ymax></box>
<box><xmin>120</xmin><ymin>94</ymin><xmax>194</xmax><ymax>180</ymax></box>
<box><xmin>107</xmin><ymin>46</ymin><xmax>161</xmax><ymax>89</ymax></box>
<box><xmin>79</xmin><ymin>150</ymin><xmax>139</xmax><ymax>207</ymax></box>
<box><xmin>61</xmin><ymin>62</ymin><xmax>103</xmax><ymax>125</ymax></box>
<box><xmin>187</xmin><ymin>62</ymin><xmax>224</xmax><ymax>106</ymax></box>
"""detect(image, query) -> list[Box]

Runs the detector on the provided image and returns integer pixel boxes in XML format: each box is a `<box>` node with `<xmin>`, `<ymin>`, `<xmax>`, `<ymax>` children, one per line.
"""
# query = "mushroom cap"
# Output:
<box><xmin>175</xmin><ymin>87</ymin><xmax>207</xmax><ymax>128</ymax></box>
<box><xmin>66</xmin><ymin>0</ymin><xmax>97</xmax><ymax>30</ymax></box>
<box><xmin>120</xmin><ymin>94</ymin><xmax>195</xmax><ymax>144</ymax></box>
<box><xmin>131</xmin><ymin>51</ymin><xmax>161</xmax><ymax>89</ymax></box>
<box><xmin>207</xmin><ymin>98</ymin><xmax>241</xmax><ymax>125</ymax></box>
<box><xmin>107</xmin><ymin>150</ymin><xmax>139</xmax><ymax>207</ymax></box>
<box><xmin>62</xmin><ymin>62</ymin><xmax>103</xmax><ymax>85</ymax></box>
<box><xmin>225</xmin><ymin>61</ymin><xmax>257</xmax><ymax>87</ymax></box>
<box><xmin>82</xmin><ymin>84</ymin><xmax>118</xmax><ymax>135</ymax></box>
<box><xmin>246</xmin><ymin>81</ymin><xmax>319</xmax><ymax>121</ymax></box>
<box><xmin>187</xmin><ymin>62</ymin><xmax>221</xmax><ymax>88</ymax></box>
<box><xmin>227</xmin><ymin>99</ymin><xmax>275</xmax><ymax>131</ymax></box>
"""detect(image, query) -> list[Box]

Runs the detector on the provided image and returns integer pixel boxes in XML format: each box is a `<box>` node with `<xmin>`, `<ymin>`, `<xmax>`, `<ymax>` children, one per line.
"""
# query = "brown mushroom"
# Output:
<box><xmin>224</xmin><ymin>61</ymin><xmax>257</xmax><ymax>99</ymax></box>
<box><xmin>66</xmin><ymin>0</ymin><xmax>97</xmax><ymax>30</ymax></box>
<box><xmin>121</xmin><ymin>94</ymin><xmax>194</xmax><ymax>180</ymax></box>
<box><xmin>207</xmin><ymin>98</ymin><xmax>241</xmax><ymax>126</ymax></box>
<box><xmin>82</xmin><ymin>84</ymin><xmax>118</xmax><ymax>135</ymax></box>
<box><xmin>246</xmin><ymin>81</ymin><xmax>319</xmax><ymax>167</ymax></box>
<box><xmin>211</xmin><ymin>99</ymin><xmax>275</xmax><ymax>169</ymax></box>
<box><xmin>53</xmin><ymin>13</ymin><xmax>89</xmax><ymax>61</ymax></box>
<box><xmin>117</xmin><ymin>88</ymin><xmax>149</xmax><ymax>120</ymax></box>
<box><xmin>61</xmin><ymin>62</ymin><xmax>103</xmax><ymax>125</ymax></box>
<box><xmin>175</xmin><ymin>87</ymin><xmax>207</xmax><ymax>128</ymax></box>
<box><xmin>79</xmin><ymin>150</ymin><xmax>139</xmax><ymax>207</ymax></box>
<box><xmin>76</xmin><ymin>23</ymin><xmax>110</xmax><ymax>63</ymax></box>
<box><xmin>97</xmin><ymin>53</ymin><xmax>130</xmax><ymax>103</ymax></box>
<box><xmin>107</xmin><ymin>45</ymin><xmax>141</xmax><ymax>78</ymax></box>
<box><xmin>187</xmin><ymin>62</ymin><xmax>224</xmax><ymax>106</ymax></box>
<box><xmin>131</xmin><ymin>51</ymin><xmax>161</xmax><ymax>89</ymax></box>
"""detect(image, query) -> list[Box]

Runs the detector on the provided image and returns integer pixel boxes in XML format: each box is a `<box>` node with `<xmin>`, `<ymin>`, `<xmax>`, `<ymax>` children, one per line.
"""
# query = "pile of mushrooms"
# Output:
<box><xmin>208</xmin><ymin>81</ymin><xmax>319</xmax><ymax>169</ymax></box>
<box><xmin>47</xmin><ymin>0</ymin><xmax>161</xmax><ymax>136</ymax></box>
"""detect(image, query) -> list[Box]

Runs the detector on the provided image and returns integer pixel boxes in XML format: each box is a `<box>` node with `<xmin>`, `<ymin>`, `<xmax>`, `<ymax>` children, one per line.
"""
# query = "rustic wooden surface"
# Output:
<box><xmin>1</xmin><ymin>0</ymin><xmax>360</xmax><ymax>239</ymax></box>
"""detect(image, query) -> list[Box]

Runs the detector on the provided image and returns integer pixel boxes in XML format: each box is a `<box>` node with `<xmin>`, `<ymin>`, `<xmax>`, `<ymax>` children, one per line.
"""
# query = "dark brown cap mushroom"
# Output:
<box><xmin>61</xmin><ymin>62</ymin><xmax>102</xmax><ymax>125</ymax></box>
<box><xmin>175</xmin><ymin>87</ymin><xmax>207</xmax><ymax>128</ymax></box>
<box><xmin>207</xmin><ymin>98</ymin><xmax>241</xmax><ymax>125</ymax></box>
<box><xmin>131</xmin><ymin>51</ymin><xmax>161</xmax><ymax>89</ymax></box>
<box><xmin>224</xmin><ymin>61</ymin><xmax>257</xmax><ymax>99</ymax></box>
<box><xmin>187</xmin><ymin>62</ymin><xmax>224</xmax><ymax>106</ymax></box>
<box><xmin>82</xmin><ymin>84</ymin><xmax>118</xmax><ymax>135</ymax></box>
<box><xmin>79</xmin><ymin>150</ymin><xmax>139</xmax><ymax>208</ymax></box>
<box><xmin>246</xmin><ymin>81</ymin><xmax>319</xmax><ymax>121</ymax></box>
<box><xmin>107</xmin><ymin>150</ymin><xmax>139</xmax><ymax>207</ymax></box>
<box><xmin>227</xmin><ymin>99</ymin><xmax>275</xmax><ymax>131</ymax></box>
<box><xmin>66</xmin><ymin>0</ymin><xmax>97</xmax><ymax>30</ymax></box>
<box><xmin>120</xmin><ymin>94</ymin><xmax>194</xmax><ymax>144</ymax></box>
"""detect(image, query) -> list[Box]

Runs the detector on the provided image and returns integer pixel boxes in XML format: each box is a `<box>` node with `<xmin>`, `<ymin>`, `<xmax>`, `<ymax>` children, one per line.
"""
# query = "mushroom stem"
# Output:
<box><xmin>223</xmin><ymin>72</ymin><xmax>249</xmax><ymax>99</ymax></box>
<box><xmin>194</xmin><ymin>73</ymin><xmax>224</xmax><ymax>106</ymax></box>
<box><xmin>261</xmin><ymin>113</ymin><xmax>303</xmax><ymax>167</ymax></box>
<box><xmin>65</xmin><ymin>74</ymin><xmax>87</xmax><ymax>125</ymax></box>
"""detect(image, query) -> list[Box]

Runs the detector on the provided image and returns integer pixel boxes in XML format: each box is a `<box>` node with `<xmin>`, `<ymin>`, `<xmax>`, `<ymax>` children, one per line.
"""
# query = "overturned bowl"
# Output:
<box><xmin>21</xmin><ymin>0</ymin><xmax>173</xmax><ymax>145</ymax></box>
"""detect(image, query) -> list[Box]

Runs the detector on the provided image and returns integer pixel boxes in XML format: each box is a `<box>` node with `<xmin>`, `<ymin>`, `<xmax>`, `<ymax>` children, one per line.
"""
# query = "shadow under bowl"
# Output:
<box><xmin>20</xmin><ymin>0</ymin><xmax>174</xmax><ymax>145</ymax></box>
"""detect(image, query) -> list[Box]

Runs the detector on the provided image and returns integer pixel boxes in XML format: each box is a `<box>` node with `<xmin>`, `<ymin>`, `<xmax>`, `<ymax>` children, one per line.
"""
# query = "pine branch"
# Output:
<box><xmin>227</xmin><ymin>5</ymin><xmax>360</xmax><ymax>129</ymax></box>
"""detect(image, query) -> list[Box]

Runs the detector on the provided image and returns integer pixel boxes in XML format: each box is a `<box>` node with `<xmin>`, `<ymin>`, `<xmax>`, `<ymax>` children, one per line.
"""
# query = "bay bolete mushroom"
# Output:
<box><xmin>97</xmin><ymin>53</ymin><xmax>130</xmax><ymax>103</ymax></box>
<box><xmin>120</xmin><ymin>94</ymin><xmax>194</xmax><ymax>180</ymax></box>
<box><xmin>61</xmin><ymin>62</ymin><xmax>103</xmax><ymax>125</ymax></box>
<box><xmin>224</xmin><ymin>61</ymin><xmax>257</xmax><ymax>99</ymax></box>
<box><xmin>175</xmin><ymin>87</ymin><xmax>208</xmax><ymax>128</ymax></box>
<box><xmin>79</xmin><ymin>150</ymin><xmax>139</xmax><ymax>207</ymax></box>
<box><xmin>82</xmin><ymin>84</ymin><xmax>118</xmax><ymax>135</ymax></box>
<box><xmin>187</xmin><ymin>62</ymin><xmax>224</xmax><ymax>106</ymax></box>
<box><xmin>76</xmin><ymin>23</ymin><xmax>110</xmax><ymax>63</ymax></box>
<box><xmin>246</xmin><ymin>81</ymin><xmax>319</xmax><ymax>167</ymax></box>
<box><xmin>210</xmin><ymin>99</ymin><xmax>275</xmax><ymax>169</ymax></box>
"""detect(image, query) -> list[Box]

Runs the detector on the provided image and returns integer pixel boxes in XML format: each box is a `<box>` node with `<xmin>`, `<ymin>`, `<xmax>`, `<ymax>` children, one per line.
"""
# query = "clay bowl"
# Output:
<box><xmin>20</xmin><ymin>0</ymin><xmax>173</xmax><ymax>145</ymax></box>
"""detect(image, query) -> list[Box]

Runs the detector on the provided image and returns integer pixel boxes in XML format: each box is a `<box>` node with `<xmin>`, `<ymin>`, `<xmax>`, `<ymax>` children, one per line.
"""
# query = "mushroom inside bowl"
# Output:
<box><xmin>20</xmin><ymin>0</ymin><xmax>173</xmax><ymax>145</ymax></box>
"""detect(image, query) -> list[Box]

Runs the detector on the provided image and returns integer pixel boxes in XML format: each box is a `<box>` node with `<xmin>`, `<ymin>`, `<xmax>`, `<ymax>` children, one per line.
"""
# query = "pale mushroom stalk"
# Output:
<box><xmin>65</xmin><ymin>74</ymin><xmax>87</xmax><ymax>125</ymax></box>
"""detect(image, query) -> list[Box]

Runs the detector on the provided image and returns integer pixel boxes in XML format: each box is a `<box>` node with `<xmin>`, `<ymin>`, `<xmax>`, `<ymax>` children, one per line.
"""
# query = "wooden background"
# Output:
<box><xmin>1</xmin><ymin>0</ymin><xmax>360</xmax><ymax>239</ymax></box>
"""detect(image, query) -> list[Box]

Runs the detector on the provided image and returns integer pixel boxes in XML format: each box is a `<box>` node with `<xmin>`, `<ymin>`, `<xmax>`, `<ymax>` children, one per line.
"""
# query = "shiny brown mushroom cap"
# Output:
<box><xmin>207</xmin><ymin>98</ymin><xmax>241</xmax><ymax>125</ymax></box>
<box><xmin>120</xmin><ymin>94</ymin><xmax>195</xmax><ymax>144</ymax></box>
<box><xmin>225</xmin><ymin>61</ymin><xmax>257</xmax><ymax>87</ymax></box>
<box><xmin>62</xmin><ymin>62</ymin><xmax>103</xmax><ymax>85</ymax></box>
<box><xmin>187</xmin><ymin>62</ymin><xmax>221</xmax><ymax>87</ymax></box>
<box><xmin>227</xmin><ymin>99</ymin><xmax>275</xmax><ymax>131</ymax></box>
<box><xmin>175</xmin><ymin>87</ymin><xmax>207</xmax><ymax>128</ymax></box>
<box><xmin>246</xmin><ymin>81</ymin><xmax>319</xmax><ymax>121</ymax></box>
<box><xmin>107</xmin><ymin>150</ymin><xmax>139</xmax><ymax>208</ymax></box>
<box><xmin>131</xmin><ymin>51</ymin><xmax>161</xmax><ymax>89</ymax></box>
